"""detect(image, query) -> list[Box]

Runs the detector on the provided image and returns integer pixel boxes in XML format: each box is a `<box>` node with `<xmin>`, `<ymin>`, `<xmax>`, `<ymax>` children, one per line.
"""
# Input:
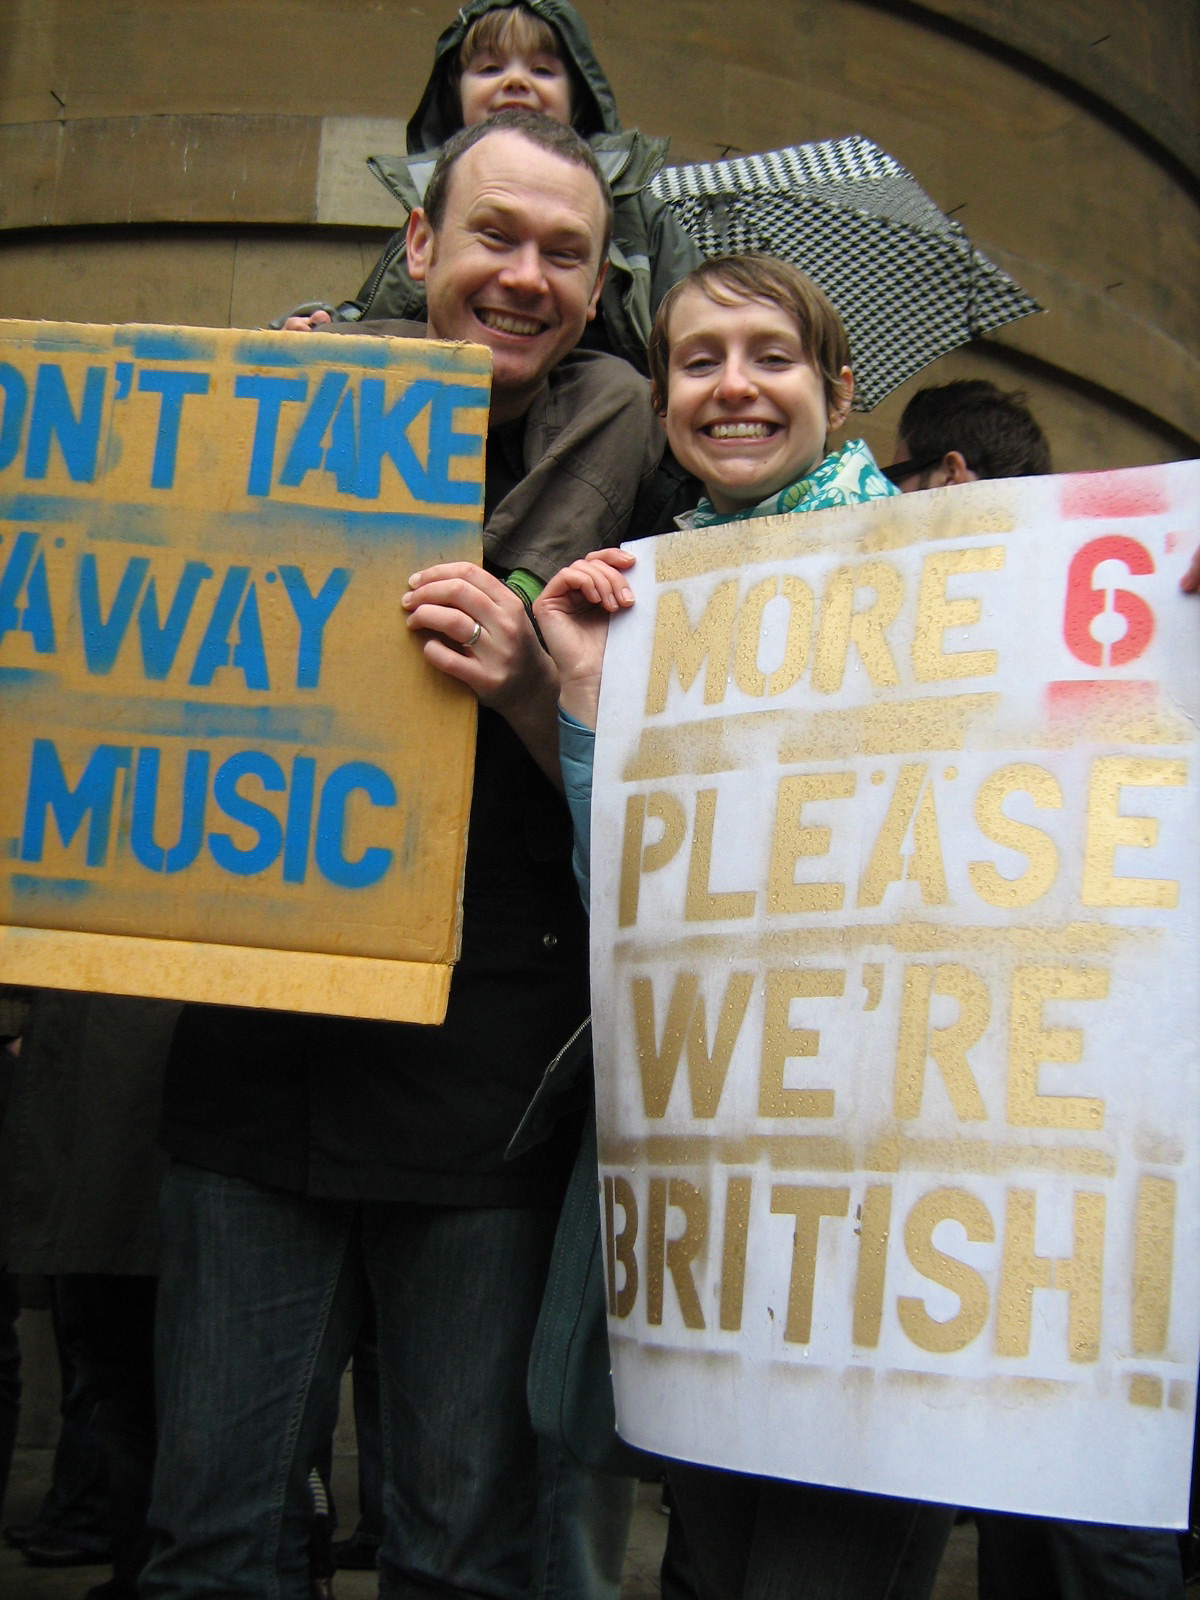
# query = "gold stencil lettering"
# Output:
<box><xmin>759</xmin><ymin>967</ymin><xmax>845</xmax><ymax>1118</ymax></box>
<box><xmin>812</xmin><ymin>561</ymin><xmax>903</xmax><ymax>694</ymax></box>
<box><xmin>912</xmin><ymin>546</ymin><xmax>1004</xmax><ymax>682</ymax></box>
<box><xmin>665</xmin><ymin>1178</ymin><xmax>708</xmax><ymax>1330</ymax></box>
<box><xmin>857</xmin><ymin>764</ymin><xmax>949</xmax><ymax>907</ymax></box>
<box><xmin>732</xmin><ymin>575</ymin><xmax>814</xmax><ymax>698</ymax></box>
<box><xmin>685</xmin><ymin>788</ymin><xmax>757</xmax><ymax>921</ymax></box>
<box><xmin>996</xmin><ymin>1187</ymin><xmax>1105</xmax><ymax>1361</ymax></box>
<box><xmin>852</xmin><ymin>1184</ymin><xmax>893</xmax><ymax>1347</ymax></box>
<box><xmin>1007</xmin><ymin>965</ymin><xmax>1107</xmax><ymax>1129</ymax></box>
<box><xmin>897</xmin><ymin>1187</ymin><xmax>994</xmax><ymax>1353</ymax></box>
<box><xmin>767</xmin><ymin>770</ymin><xmax>855</xmax><ymax>915</ymax></box>
<box><xmin>1132</xmin><ymin>1175</ymin><xmax>1175</xmax><ymax>1356</ymax></box>
<box><xmin>894</xmin><ymin>963</ymin><xmax>989</xmax><ymax>1121</ymax></box>
<box><xmin>619</xmin><ymin>791</ymin><xmax>687</xmax><ymax>927</ymax></box>
<box><xmin>632</xmin><ymin>970</ymin><xmax>753</xmax><ymax>1118</ymax></box>
<box><xmin>720</xmin><ymin>1174</ymin><xmax>753</xmax><ymax>1332</ymax></box>
<box><xmin>645</xmin><ymin>582</ymin><xmax>738</xmax><ymax>714</ymax></box>
<box><xmin>1082</xmin><ymin>757</ymin><xmax>1185</xmax><ymax>909</ymax></box>
<box><xmin>610</xmin><ymin>1175</ymin><xmax>639</xmax><ymax>1318</ymax></box>
<box><xmin>647</xmin><ymin>1176</ymin><xmax>667</xmax><ymax>1324</ymax></box>
<box><xmin>970</xmin><ymin>764</ymin><xmax>1062</xmax><ymax>908</ymax></box>
<box><xmin>771</xmin><ymin>1184</ymin><xmax>851</xmax><ymax>1343</ymax></box>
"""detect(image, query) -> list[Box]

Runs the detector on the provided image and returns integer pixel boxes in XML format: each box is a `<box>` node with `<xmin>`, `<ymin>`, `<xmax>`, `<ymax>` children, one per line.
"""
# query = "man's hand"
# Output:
<box><xmin>1181</xmin><ymin>544</ymin><xmax>1200</xmax><ymax>594</ymax></box>
<box><xmin>281</xmin><ymin>310</ymin><xmax>333</xmax><ymax>332</ymax></box>
<box><xmin>533</xmin><ymin>549</ymin><xmax>636</xmax><ymax>731</ymax></box>
<box><xmin>403</xmin><ymin>563</ymin><xmax>563</xmax><ymax>784</ymax></box>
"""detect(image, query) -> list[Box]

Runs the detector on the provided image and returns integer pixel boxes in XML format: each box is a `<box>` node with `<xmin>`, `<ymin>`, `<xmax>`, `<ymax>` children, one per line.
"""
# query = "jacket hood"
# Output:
<box><xmin>406</xmin><ymin>0</ymin><xmax>621</xmax><ymax>153</ymax></box>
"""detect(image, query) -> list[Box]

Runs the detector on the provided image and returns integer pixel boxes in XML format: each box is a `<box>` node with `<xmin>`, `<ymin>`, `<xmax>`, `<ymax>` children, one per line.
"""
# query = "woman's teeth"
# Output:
<box><xmin>706</xmin><ymin>422</ymin><xmax>775</xmax><ymax>439</ymax></box>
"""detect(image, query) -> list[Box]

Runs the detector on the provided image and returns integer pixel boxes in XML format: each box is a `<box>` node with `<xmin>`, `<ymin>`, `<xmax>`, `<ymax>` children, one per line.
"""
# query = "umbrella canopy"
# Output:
<box><xmin>650</xmin><ymin>134</ymin><xmax>1041</xmax><ymax>411</ymax></box>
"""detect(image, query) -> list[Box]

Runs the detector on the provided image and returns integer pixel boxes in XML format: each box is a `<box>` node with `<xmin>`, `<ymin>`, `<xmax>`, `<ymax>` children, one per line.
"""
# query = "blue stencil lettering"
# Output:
<box><xmin>315</xmin><ymin>760</ymin><xmax>395</xmax><ymax>888</ymax></box>
<box><xmin>234</xmin><ymin>375</ymin><xmax>309</xmax><ymax>496</ymax></box>
<box><xmin>188</xmin><ymin>568</ymin><xmax>269</xmax><ymax>690</ymax></box>
<box><xmin>79</xmin><ymin>554</ymin><xmax>150</xmax><ymax>674</ymax></box>
<box><xmin>20</xmin><ymin>739</ymin><xmax>130</xmax><ymax>867</ymax></box>
<box><xmin>278</xmin><ymin>372</ymin><xmax>347</xmax><ymax>488</ymax></box>
<box><xmin>0</xmin><ymin>364</ymin><xmax>28</xmax><ymax>472</ymax></box>
<box><xmin>283</xmin><ymin>754</ymin><xmax>316</xmax><ymax>884</ymax></box>
<box><xmin>278</xmin><ymin>565</ymin><xmax>350</xmax><ymax>689</ymax></box>
<box><xmin>130</xmin><ymin>746</ymin><xmax>209</xmax><ymax>872</ymax></box>
<box><xmin>138</xmin><ymin>562</ymin><xmax>214</xmax><ymax>680</ymax></box>
<box><xmin>208</xmin><ymin>750</ymin><xmax>285</xmax><ymax>876</ymax></box>
<box><xmin>0</xmin><ymin>532</ymin><xmax>57</xmax><ymax>654</ymax></box>
<box><xmin>26</xmin><ymin>364</ymin><xmax>106</xmax><ymax>483</ymax></box>
<box><xmin>137</xmin><ymin>369</ymin><xmax>211</xmax><ymax>489</ymax></box>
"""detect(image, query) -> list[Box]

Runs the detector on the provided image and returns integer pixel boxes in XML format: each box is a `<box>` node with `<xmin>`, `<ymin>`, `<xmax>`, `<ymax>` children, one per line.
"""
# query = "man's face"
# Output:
<box><xmin>406</xmin><ymin>130</ymin><xmax>607</xmax><ymax>422</ymax></box>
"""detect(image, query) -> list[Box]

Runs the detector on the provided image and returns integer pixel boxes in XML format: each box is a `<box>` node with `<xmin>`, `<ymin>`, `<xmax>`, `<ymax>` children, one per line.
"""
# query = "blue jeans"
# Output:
<box><xmin>142</xmin><ymin>1163</ymin><xmax>562</xmax><ymax>1600</ymax></box>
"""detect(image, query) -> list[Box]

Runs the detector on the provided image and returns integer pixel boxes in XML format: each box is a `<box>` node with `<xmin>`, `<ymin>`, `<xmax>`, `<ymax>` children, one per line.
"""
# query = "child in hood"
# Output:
<box><xmin>283</xmin><ymin>0</ymin><xmax>701</xmax><ymax>374</ymax></box>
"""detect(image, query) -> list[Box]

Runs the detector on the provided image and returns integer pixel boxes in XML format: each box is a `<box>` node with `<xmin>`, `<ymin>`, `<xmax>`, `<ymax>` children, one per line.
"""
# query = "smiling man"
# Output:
<box><xmin>144</xmin><ymin>111</ymin><xmax>663</xmax><ymax>1600</ymax></box>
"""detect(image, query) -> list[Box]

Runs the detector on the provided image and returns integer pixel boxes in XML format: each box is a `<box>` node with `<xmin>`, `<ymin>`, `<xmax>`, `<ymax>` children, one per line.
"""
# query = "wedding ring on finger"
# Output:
<box><xmin>465</xmin><ymin>620</ymin><xmax>483</xmax><ymax>650</ymax></box>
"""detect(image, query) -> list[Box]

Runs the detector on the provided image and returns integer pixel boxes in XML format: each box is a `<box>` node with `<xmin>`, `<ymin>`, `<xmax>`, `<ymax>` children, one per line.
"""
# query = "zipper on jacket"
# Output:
<box><xmin>357</xmin><ymin>229</ymin><xmax>411</xmax><ymax>320</ymax></box>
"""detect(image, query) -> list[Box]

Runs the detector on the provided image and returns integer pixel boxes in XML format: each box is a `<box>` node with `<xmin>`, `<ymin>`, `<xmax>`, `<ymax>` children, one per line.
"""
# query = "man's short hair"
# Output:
<box><xmin>897</xmin><ymin>379</ymin><xmax>1052</xmax><ymax>479</ymax></box>
<box><xmin>420</xmin><ymin>109</ymin><xmax>614</xmax><ymax>265</ymax></box>
<box><xmin>442</xmin><ymin>4</ymin><xmax>591</xmax><ymax>132</ymax></box>
<box><xmin>646</xmin><ymin>253</ymin><xmax>852</xmax><ymax>415</ymax></box>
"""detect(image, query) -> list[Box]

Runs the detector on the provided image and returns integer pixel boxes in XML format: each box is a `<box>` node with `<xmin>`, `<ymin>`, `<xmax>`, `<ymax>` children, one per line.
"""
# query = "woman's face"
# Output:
<box><xmin>664</xmin><ymin>286</ymin><xmax>852</xmax><ymax>514</ymax></box>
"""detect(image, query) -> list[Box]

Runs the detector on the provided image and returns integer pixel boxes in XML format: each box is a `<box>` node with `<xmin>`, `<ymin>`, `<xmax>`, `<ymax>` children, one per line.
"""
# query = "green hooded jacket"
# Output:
<box><xmin>324</xmin><ymin>0</ymin><xmax>702</xmax><ymax>373</ymax></box>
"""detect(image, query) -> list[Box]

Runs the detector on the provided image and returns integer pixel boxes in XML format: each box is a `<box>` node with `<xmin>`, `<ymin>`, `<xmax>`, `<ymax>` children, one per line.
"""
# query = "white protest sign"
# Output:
<box><xmin>590</xmin><ymin>462</ymin><xmax>1200</xmax><ymax>1526</ymax></box>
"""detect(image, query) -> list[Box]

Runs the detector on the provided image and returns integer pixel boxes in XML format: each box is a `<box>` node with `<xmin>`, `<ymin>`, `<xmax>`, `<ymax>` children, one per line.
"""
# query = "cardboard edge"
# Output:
<box><xmin>0</xmin><ymin>926</ymin><xmax>451</xmax><ymax>1024</ymax></box>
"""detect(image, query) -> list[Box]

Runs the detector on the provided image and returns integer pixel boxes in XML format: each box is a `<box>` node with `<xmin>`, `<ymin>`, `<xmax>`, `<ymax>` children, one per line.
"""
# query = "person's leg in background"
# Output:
<box><xmin>667</xmin><ymin>1466</ymin><xmax>954</xmax><ymax>1600</ymax></box>
<box><xmin>1044</xmin><ymin>1519</ymin><xmax>1185</xmax><ymax>1600</ymax></box>
<box><xmin>59</xmin><ymin>1274</ymin><xmax>157</xmax><ymax>1599</ymax></box>
<box><xmin>141</xmin><ymin>1164</ymin><xmax>365</xmax><ymax>1600</ymax></box>
<box><xmin>13</xmin><ymin>1273</ymin><xmax>111</xmax><ymax>1563</ymax></box>
<box><xmin>0</xmin><ymin>1268</ymin><xmax>20</xmax><ymax>1520</ymax></box>
<box><xmin>365</xmin><ymin>1201</ymin><xmax>559</xmax><ymax>1600</ymax></box>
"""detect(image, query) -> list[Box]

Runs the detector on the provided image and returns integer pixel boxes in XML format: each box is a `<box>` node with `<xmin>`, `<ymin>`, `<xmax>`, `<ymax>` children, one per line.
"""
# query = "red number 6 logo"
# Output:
<box><xmin>1063</xmin><ymin>535</ymin><xmax>1155</xmax><ymax>668</ymax></box>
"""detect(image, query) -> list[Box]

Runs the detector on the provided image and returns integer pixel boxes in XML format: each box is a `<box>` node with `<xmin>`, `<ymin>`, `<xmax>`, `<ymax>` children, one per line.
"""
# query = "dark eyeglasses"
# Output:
<box><xmin>881</xmin><ymin>453</ymin><xmax>948</xmax><ymax>486</ymax></box>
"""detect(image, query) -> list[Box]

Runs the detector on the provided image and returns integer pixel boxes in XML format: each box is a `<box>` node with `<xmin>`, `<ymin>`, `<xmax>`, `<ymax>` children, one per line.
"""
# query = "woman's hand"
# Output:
<box><xmin>533</xmin><ymin>549</ymin><xmax>636</xmax><ymax>730</ymax></box>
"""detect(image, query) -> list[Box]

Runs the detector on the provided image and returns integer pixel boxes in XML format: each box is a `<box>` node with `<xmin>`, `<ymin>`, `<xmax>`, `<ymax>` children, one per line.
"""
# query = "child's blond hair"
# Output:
<box><xmin>647</xmin><ymin>254</ymin><xmax>852</xmax><ymax>417</ymax></box>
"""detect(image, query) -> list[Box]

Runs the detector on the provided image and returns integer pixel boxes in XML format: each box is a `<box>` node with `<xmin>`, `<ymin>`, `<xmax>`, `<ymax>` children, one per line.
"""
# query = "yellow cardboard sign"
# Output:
<box><xmin>0</xmin><ymin>320</ymin><xmax>490</xmax><ymax>1021</ymax></box>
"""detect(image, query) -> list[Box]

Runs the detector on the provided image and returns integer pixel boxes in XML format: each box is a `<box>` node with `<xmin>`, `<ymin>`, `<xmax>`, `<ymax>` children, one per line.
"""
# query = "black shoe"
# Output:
<box><xmin>22</xmin><ymin>1536</ymin><xmax>111</xmax><ymax>1568</ymax></box>
<box><xmin>333</xmin><ymin>1531</ymin><xmax>382</xmax><ymax>1571</ymax></box>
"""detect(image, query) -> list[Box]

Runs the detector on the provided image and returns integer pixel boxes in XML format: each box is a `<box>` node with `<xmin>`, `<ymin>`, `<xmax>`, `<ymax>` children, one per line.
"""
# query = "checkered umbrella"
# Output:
<box><xmin>650</xmin><ymin>134</ymin><xmax>1041</xmax><ymax>411</ymax></box>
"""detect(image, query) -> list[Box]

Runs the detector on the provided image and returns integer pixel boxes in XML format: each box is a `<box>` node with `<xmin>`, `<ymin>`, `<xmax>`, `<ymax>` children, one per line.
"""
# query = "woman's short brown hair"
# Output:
<box><xmin>647</xmin><ymin>254</ymin><xmax>852</xmax><ymax>416</ymax></box>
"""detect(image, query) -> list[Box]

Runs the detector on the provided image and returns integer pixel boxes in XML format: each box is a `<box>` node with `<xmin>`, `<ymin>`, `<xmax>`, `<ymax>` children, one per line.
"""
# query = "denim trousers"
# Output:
<box><xmin>142</xmin><ymin>1162</ymin><xmax>621</xmax><ymax>1600</ymax></box>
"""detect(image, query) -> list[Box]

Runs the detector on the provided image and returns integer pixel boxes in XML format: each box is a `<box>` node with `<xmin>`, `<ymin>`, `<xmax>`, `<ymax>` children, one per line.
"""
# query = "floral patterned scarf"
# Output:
<box><xmin>678</xmin><ymin>438</ymin><xmax>898</xmax><ymax>530</ymax></box>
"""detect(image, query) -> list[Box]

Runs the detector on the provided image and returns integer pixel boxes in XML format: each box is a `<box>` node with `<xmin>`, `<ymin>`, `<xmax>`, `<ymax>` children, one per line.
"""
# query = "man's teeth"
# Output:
<box><xmin>707</xmin><ymin>422</ymin><xmax>775</xmax><ymax>439</ymax></box>
<box><xmin>478</xmin><ymin>310</ymin><xmax>543</xmax><ymax>336</ymax></box>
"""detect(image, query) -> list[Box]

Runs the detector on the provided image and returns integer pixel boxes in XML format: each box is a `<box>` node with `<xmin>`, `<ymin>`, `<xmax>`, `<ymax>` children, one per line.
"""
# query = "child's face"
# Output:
<box><xmin>459</xmin><ymin>45</ymin><xmax>572</xmax><ymax>127</ymax></box>
<box><xmin>663</xmin><ymin>286</ymin><xmax>852</xmax><ymax>515</ymax></box>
